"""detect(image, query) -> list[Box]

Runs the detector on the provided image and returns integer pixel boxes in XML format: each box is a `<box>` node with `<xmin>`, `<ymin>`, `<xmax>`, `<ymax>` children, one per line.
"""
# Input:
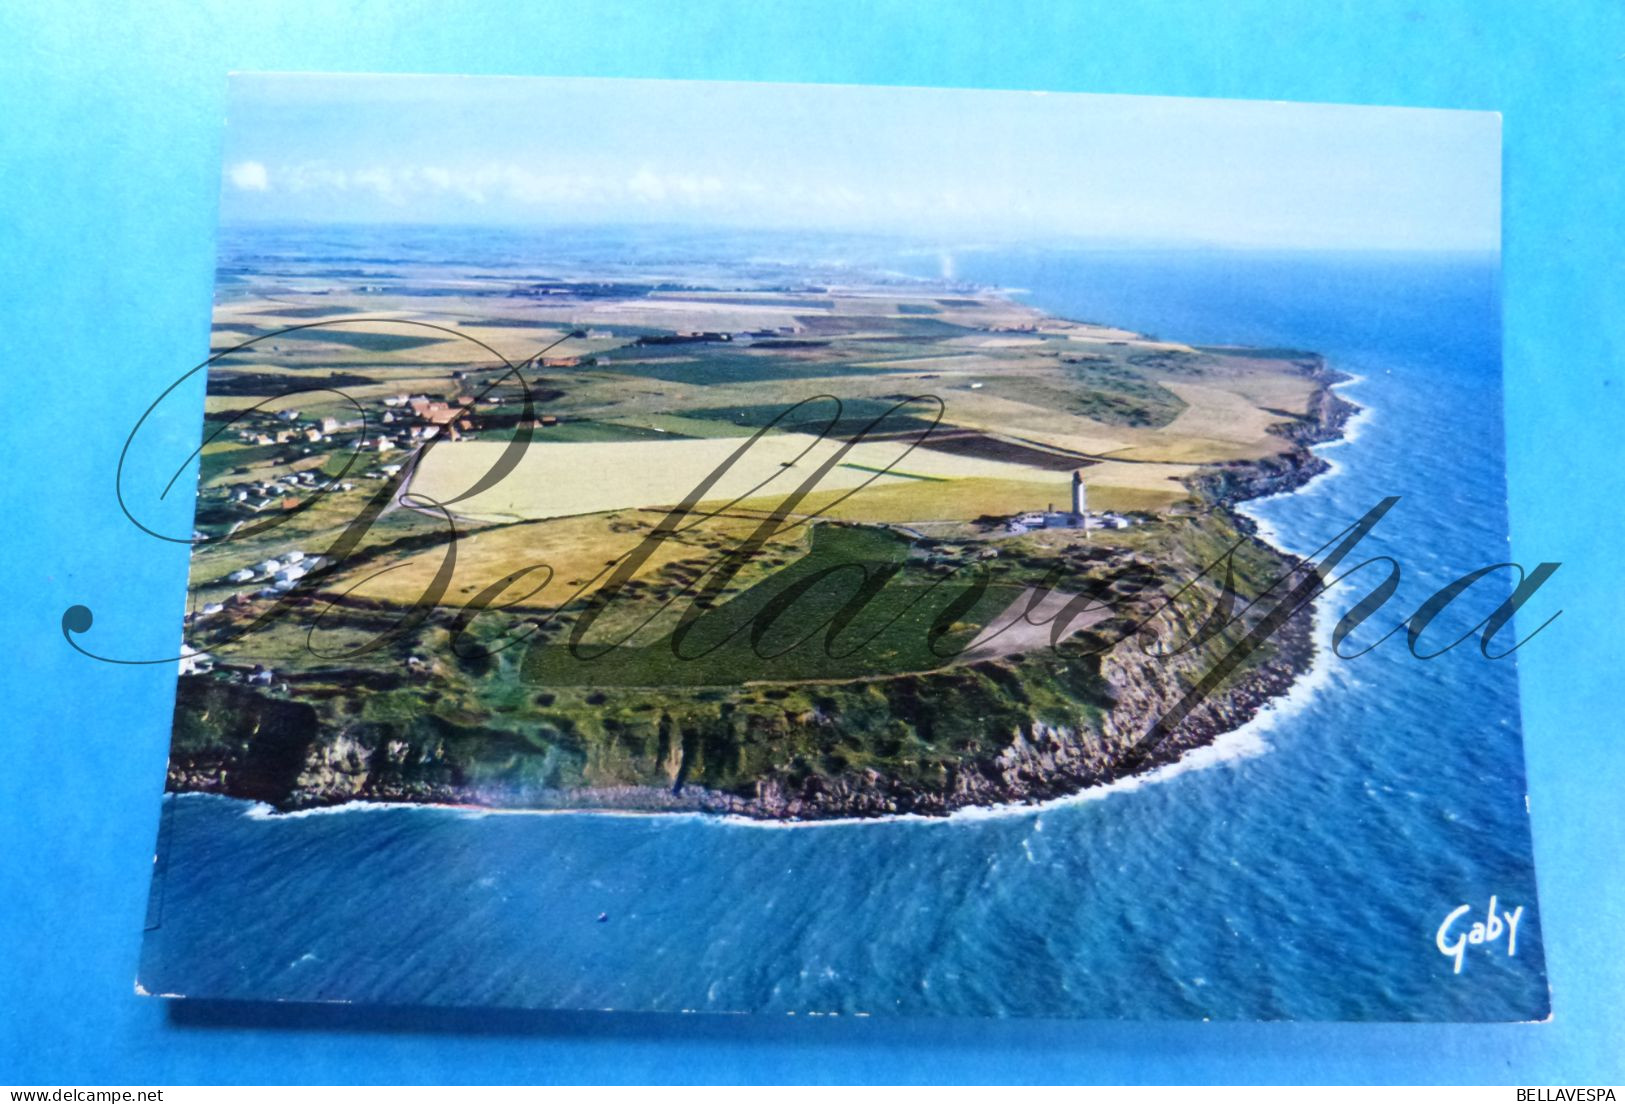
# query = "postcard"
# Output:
<box><xmin>133</xmin><ymin>74</ymin><xmax>1549</xmax><ymax>1018</ymax></box>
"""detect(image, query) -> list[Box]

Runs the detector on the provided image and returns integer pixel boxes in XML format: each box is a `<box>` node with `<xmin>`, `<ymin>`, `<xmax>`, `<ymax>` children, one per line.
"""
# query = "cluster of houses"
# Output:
<box><xmin>239</xmin><ymin>411</ymin><xmax>356</xmax><ymax>448</ymax></box>
<box><xmin>212</xmin><ymin>361</ymin><xmax>586</xmax><ymax>543</ymax></box>
<box><xmin>220</xmin><ymin>383</ymin><xmax>498</xmax><ymax>511</ymax></box>
<box><xmin>379</xmin><ymin>392</ymin><xmax>483</xmax><ymax>443</ymax></box>
<box><xmin>233</xmin><ymin>382</ymin><xmax>497</xmax><ymax>470</ymax></box>
<box><xmin>633</xmin><ymin>325</ymin><xmax>805</xmax><ymax>347</ymax></box>
<box><xmin>215</xmin><ymin>548</ymin><xmax>326</xmax><ymax>596</ymax></box>
<box><xmin>187</xmin><ymin>549</ymin><xmax>331</xmax><ymax>634</ymax></box>
<box><xmin>226</xmin><ymin>469</ymin><xmax>354</xmax><ymax>513</ymax></box>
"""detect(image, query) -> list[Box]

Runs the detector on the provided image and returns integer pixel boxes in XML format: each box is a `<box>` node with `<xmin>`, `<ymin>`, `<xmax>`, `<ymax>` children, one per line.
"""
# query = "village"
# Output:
<box><xmin>182</xmin><ymin>359</ymin><xmax>533</xmax><ymax>674</ymax></box>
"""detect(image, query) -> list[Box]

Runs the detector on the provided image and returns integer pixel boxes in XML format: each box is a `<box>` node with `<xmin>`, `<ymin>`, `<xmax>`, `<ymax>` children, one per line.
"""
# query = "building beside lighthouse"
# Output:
<box><xmin>1001</xmin><ymin>469</ymin><xmax>1133</xmax><ymax>534</ymax></box>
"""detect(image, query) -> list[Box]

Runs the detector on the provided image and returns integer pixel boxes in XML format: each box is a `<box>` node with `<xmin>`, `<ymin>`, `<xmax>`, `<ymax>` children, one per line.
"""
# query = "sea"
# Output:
<box><xmin>140</xmin><ymin>236</ymin><xmax>1549</xmax><ymax>1020</ymax></box>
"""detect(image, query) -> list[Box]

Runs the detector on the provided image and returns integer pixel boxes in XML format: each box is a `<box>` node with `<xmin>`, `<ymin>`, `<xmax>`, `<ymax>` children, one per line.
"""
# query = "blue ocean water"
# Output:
<box><xmin>139</xmin><ymin>245</ymin><xmax>1547</xmax><ymax>1020</ymax></box>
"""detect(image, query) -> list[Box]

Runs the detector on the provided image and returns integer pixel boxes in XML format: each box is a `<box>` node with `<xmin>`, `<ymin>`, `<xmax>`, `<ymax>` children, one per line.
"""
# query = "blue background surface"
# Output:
<box><xmin>0</xmin><ymin>0</ymin><xmax>1620</xmax><ymax>1085</ymax></box>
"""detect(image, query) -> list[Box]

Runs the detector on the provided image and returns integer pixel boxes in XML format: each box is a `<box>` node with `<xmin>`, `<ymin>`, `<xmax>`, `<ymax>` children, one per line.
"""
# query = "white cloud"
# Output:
<box><xmin>351</xmin><ymin>167</ymin><xmax>403</xmax><ymax>205</ymax></box>
<box><xmin>627</xmin><ymin>167</ymin><xmax>666</xmax><ymax>203</ymax></box>
<box><xmin>227</xmin><ymin>161</ymin><xmax>269</xmax><ymax>191</ymax></box>
<box><xmin>226</xmin><ymin>158</ymin><xmax>996</xmax><ymax>231</ymax></box>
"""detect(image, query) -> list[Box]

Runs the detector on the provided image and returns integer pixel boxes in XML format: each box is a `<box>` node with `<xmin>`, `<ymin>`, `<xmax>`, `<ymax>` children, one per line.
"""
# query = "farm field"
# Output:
<box><xmin>407</xmin><ymin>428</ymin><xmax>1069</xmax><ymax>523</ymax></box>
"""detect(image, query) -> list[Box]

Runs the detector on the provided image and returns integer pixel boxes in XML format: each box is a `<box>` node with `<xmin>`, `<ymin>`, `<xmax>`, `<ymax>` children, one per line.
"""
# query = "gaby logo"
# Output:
<box><xmin>1436</xmin><ymin>895</ymin><xmax>1525</xmax><ymax>974</ymax></box>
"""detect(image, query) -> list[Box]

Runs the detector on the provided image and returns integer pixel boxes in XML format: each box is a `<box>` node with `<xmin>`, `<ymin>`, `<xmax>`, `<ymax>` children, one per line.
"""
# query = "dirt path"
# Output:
<box><xmin>952</xmin><ymin>586</ymin><xmax>1113</xmax><ymax>665</ymax></box>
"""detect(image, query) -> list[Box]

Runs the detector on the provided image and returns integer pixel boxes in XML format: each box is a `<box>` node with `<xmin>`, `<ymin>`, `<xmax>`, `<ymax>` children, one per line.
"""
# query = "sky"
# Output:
<box><xmin>219</xmin><ymin>74</ymin><xmax>1501</xmax><ymax>252</ymax></box>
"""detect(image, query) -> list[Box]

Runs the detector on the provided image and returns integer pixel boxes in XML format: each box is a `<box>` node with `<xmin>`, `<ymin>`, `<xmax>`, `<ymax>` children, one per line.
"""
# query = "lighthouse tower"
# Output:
<box><xmin>1071</xmin><ymin>470</ymin><xmax>1086</xmax><ymax>522</ymax></box>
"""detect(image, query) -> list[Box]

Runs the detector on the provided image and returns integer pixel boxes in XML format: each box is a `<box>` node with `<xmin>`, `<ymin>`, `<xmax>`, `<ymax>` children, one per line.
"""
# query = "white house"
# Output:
<box><xmin>178</xmin><ymin>645</ymin><xmax>212</xmax><ymax>676</ymax></box>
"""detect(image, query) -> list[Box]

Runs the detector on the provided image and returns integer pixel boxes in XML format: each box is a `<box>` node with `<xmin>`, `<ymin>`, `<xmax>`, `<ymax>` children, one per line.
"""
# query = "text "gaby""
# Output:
<box><xmin>1436</xmin><ymin>894</ymin><xmax>1524</xmax><ymax>974</ymax></box>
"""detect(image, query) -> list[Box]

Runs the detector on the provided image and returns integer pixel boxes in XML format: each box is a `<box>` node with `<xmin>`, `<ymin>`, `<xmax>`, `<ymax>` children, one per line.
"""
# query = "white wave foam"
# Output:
<box><xmin>1237</xmin><ymin>366</ymin><xmax>1369</xmax><ymax>554</ymax></box>
<box><xmin>242</xmin><ymin>797</ymin><xmax>429</xmax><ymax>820</ymax></box>
<box><xmin>1309</xmin><ymin>371</ymin><xmax>1373</xmax><ymax>451</ymax></box>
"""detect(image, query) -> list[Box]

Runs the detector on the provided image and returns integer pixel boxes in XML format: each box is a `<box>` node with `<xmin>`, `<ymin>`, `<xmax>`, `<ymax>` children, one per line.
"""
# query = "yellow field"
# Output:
<box><xmin>317</xmin><ymin>509</ymin><xmax>803</xmax><ymax>612</ymax></box>
<box><xmin>931</xmin><ymin>377</ymin><xmax>1301</xmax><ymax>466</ymax></box>
<box><xmin>1223</xmin><ymin>369</ymin><xmax>1318</xmax><ymax>416</ymax></box>
<box><xmin>743</xmin><ymin>475</ymin><xmax>1073</xmax><ymax>525</ymax></box>
<box><xmin>1100</xmin><ymin>382</ymin><xmax>1289</xmax><ymax>463</ymax></box>
<box><xmin>408</xmin><ymin>431</ymin><xmax>1068</xmax><ymax>523</ymax></box>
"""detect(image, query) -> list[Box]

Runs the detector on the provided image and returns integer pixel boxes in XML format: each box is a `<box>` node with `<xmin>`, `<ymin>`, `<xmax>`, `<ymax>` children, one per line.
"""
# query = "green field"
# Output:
<box><xmin>522</xmin><ymin>523</ymin><xmax>1020</xmax><ymax>686</ymax></box>
<box><xmin>683</xmin><ymin>397</ymin><xmax>944</xmax><ymax>438</ymax></box>
<box><xmin>592</xmin><ymin>344</ymin><xmax>932</xmax><ymax>386</ymax></box>
<box><xmin>274</xmin><ymin>329</ymin><xmax>458</xmax><ymax>353</ymax></box>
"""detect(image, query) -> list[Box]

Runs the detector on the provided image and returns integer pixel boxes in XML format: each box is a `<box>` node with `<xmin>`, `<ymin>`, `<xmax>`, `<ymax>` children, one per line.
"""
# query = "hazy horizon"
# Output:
<box><xmin>220</xmin><ymin>75</ymin><xmax>1501</xmax><ymax>253</ymax></box>
<box><xmin>214</xmin><ymin>219</ymin><xmax>1503</xmax><ymax>269</ymax></box>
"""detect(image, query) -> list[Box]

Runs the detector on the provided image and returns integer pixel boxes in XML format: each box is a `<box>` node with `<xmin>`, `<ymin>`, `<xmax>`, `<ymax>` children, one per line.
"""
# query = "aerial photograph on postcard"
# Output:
<box><xmin>136</xmin><ymin>75</ymin><xmax>1547</xmax><ymax>1019</ymax></box>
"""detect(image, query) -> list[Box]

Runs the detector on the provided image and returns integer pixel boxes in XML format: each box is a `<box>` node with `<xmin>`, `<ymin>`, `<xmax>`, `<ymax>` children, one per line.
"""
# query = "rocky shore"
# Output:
<box><xmin>1190</xmin><ymin>359</ymin><xmax>1358</xmax><ymax>514</ymax></box>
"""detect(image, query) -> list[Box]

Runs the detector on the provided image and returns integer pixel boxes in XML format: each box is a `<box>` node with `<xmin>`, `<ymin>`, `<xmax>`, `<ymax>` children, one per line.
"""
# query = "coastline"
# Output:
<box><xmin>168</xmin><ymin>326</ymin><xmax>1361</xmax><ymax>824</ymax></box>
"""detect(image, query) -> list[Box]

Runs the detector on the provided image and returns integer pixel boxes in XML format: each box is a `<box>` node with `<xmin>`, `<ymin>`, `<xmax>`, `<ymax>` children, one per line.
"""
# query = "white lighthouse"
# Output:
<box><xmin>1071</xmin><ymin>470</ymin><xmax>1086</xmax><ymax>521</ymax></box>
